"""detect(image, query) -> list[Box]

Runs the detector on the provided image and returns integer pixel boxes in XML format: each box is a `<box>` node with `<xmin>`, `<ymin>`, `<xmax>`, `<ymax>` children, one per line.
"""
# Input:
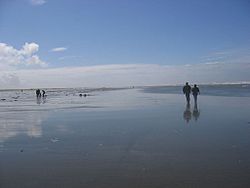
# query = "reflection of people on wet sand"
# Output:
<box><xmin>36</xmin><ymin>96</ymin><xmax>42</xmax><ymax>105</ymax></box>
<box><xmin>183</xmin><ymin>82</ymin><xmax>191</xmax><ymax>104</ymax></box>
<box><xmin>183</xmin><ymin>101</ymin><xmax>201</xmax><ymax>123</ymax></box>
<box><xmin>192</xmin><ymin>84</ymin><xmax>200</xmax><ymax>104</ymax></box>
<box><xmin>183</xmin><ymin>103</ymin><xmax>192</xmax><ymax>123</ymax></box>
<box><xmin>193</xmin><ymin>102</ymin><xmax>200</xmax><ymax>121</ymax></box>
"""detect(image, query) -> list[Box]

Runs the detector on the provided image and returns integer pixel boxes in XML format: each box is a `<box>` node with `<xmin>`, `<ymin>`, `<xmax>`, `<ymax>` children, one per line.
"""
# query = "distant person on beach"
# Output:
<box><xmin>183</xmin><ymin>82</ymin><xmax>191</xmax><ymax>103</ymax></box>
<box><xmin>42</xmin><ymin>90</ymin><xmax>46</xmax><ymax>97</ymax></box>
<box><xmin>192</xmin><ymin>84</ymin><xmax>200</xmax><ymax>104</ymax></box>
<box><xmin>36</xmin><ymin>89</ymin><xmax>41</xmax><ymax>97</ymax></box>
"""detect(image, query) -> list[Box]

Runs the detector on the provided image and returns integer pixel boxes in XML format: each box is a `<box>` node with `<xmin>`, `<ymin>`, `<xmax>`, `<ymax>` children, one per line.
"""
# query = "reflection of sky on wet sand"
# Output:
<box><xmin>0</xmin><ymin>112</ymin><xmax>48</xmax><ymax>142</ymax></box>
<box><xmin>1</xmin><ymin>88</ymin><xmax>250</xmax><ymax>187</ymax></box>
<box><xmin>1</xmin><ymin>88</ymin><xmax>250</xmax><ymax>144</ymax></box>
<box><xmin>1</xmin><ymin>87</ymin><xmax>250</xmax><ymax>143</ymax></box>
<box><xmin>0</xmin><ymin>88</ymin><xmax>181</xmax><ymax>143</ymax></box>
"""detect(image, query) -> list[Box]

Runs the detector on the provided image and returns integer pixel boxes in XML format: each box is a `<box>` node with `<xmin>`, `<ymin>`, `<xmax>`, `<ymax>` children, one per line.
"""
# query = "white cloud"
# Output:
<box><xmin>0</xmin><ymin>42</ymin><xmax>47</xmax><ymax>68</ymax></box>
<box><xmin>30</xmin><ymin>0</ymin><xmax>46</xmax><ymax>6</ymax></box>
<box><xmin>204</xmin><ymin>61</ymin><xmax>223</xmax><ymax>65</ymax></box>
<box><xmin>51</xmin><ymin>47</ymin><xmax>67</xmax><ymax>52</ymax></box>
<box><xmin>201</xmin><ymin>48</ymin><xmax>250</xmax><ymax>64</ymax></box>
<box><xmin>21</xmin><ymin>42</ymin><xmax>39</xmax><ymax>55</ymax></box>
<box><xmin>0</xmin><ymin>62</ymin><xmax>249</xmax><ymax>89</ymax></box>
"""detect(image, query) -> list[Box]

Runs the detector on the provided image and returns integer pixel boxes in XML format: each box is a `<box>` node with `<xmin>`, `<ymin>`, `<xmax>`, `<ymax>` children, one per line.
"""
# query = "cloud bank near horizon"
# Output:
<box><xmin>1</xmin><ymin>63</ymin><xmax>250</xmax><ymax>89</ymax></box>
<box><xmin>1</xmin><ymin>42</ymin><xmax>250</xmax><ymax>89</ymax></box>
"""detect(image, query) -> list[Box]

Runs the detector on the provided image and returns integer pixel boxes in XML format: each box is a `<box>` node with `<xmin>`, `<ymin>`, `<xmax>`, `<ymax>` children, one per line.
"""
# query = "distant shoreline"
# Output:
<box><xmin>1</xmin><ymin>82</ymin><xmax>250</xmax><ymax>91</ymax></box>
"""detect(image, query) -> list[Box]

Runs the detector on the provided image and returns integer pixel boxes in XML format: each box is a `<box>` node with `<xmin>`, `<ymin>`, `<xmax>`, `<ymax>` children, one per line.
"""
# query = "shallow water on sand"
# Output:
<box><xmin>1</xmin><ymin>88</ymin><xmax>250</xmax><ymax>188</ymax></box>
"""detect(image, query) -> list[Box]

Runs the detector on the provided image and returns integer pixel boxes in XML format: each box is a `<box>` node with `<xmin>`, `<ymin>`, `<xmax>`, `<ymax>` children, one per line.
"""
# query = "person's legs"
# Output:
<box><xmin>194</xmin><ymin>94</ymin><xmax>197</xmax><ymax>104</ymax></box>
<box><xmin>185</xmin><ymin>93</ymin><xmax>190</xmax><ymax>103</ymax></box>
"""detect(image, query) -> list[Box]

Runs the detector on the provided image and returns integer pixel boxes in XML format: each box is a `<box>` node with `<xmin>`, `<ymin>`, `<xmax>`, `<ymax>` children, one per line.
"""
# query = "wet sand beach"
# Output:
<box><xmin>1</xmin><ymin>86</ymin><xmax>250</xmax><ymax>188</ymax></box>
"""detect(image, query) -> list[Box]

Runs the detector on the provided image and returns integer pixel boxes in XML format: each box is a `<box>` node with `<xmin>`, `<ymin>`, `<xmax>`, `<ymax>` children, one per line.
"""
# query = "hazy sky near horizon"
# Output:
<box><xmin>0</xmin><ymin>0</ymin><xmax>250</xmax><ymax>88</ymax></box>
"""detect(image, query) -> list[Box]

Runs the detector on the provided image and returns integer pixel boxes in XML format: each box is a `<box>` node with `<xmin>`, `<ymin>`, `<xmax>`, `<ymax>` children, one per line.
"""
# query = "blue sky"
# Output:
<box><xmin>0</xmin><ymin>0</ymin><xmax>250</xmax><ymax>88</ymax></box>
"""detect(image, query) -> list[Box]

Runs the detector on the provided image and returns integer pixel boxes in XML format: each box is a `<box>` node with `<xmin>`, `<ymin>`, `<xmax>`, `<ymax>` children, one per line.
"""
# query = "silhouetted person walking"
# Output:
<box><xmin>183</xmin><ymin>82</ymin><xmax>191</xmax><ymax>104</ymax></box>
<box><xmin>192</xmin><ymin>84</ymin><xmax>200</xmax><ymax>104</ymax></box>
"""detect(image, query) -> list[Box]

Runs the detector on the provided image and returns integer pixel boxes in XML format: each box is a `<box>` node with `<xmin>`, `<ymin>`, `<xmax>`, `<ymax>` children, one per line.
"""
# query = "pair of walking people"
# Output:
<box><xmin>183</xmin><ymin>82</ymin><xmax>200</xmax><ymax>104</ymax></box>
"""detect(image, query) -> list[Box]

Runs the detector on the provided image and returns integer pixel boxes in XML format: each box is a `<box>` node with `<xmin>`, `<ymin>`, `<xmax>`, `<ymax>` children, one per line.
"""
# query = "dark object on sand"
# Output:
<box><xmin>1</xmin><ymin>99</ymin><xmax>6</xmax><ymax>101</ymax></box>
<box><xmin>79</xmin><ymin>94</ymin><xmax>83</xmax><ymax>97</ymax></box>
<box><xmin>20</xmin><ymin>149</ymin><xmax>23</xmax><ymax>152</ymax></box>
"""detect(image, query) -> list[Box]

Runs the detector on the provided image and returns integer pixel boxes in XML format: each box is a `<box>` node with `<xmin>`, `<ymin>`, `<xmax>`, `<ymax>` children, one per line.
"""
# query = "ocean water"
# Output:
<box><xmin>0</xmin><ymin>85</ymin><xmax>250</xmax><ymax>188</ymax></box>
<box><xmin>142</xmin><ymin>84</ymin><xmax>250</xmax><ymax>97</ymax></box>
